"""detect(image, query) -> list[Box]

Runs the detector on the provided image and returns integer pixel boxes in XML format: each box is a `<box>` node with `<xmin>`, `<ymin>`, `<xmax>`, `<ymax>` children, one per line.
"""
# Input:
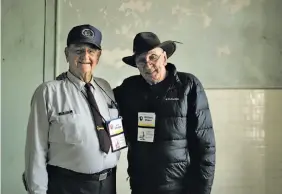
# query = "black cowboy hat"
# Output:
<box><xmin>122</xmin><ymin>32</ymin><xmax>177</xmax><ymax>67</ymax></box>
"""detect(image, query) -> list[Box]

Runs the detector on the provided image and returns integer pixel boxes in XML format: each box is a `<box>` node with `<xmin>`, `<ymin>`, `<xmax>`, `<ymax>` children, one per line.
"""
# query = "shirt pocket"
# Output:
<box><xmin>49</xmin><ymin>114</ymin><xmax>86</xmax><ymax>144</ymax></box>
<box><xmin>109</xmin><ymin>108</ymin><xmax>119</xmax><ymax>120</ymax></box>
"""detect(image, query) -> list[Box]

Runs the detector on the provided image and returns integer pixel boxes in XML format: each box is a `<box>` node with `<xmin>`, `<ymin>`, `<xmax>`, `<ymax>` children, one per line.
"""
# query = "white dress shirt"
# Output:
<box><xmin>24</xmin><ymin>71</ymin><xmax>120</xmax><ymax>194</ymax></box>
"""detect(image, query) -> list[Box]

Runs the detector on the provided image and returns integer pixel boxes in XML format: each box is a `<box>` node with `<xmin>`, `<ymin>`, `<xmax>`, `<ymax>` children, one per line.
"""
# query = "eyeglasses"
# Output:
<box><xmin>135</xmin><ymin>51</ymin><xmax>164</xmax><ymax>66</ymax></box>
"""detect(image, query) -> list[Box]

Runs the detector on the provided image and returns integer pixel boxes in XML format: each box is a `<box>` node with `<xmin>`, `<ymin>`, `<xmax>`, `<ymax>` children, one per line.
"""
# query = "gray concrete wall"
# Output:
<box><xmin>1</xmin><ymin>0</ymin><xmax>45</xmax><ymax>193</ymax></box>
<box><xmin>1</xmin><ymin>1</ymin><xmax>282</xmax><ymax>194</ymax></box>
<box><xmin>58</xmin><ymin>0</ymin><xmax>282</xmax><ymax>88</ymax></box>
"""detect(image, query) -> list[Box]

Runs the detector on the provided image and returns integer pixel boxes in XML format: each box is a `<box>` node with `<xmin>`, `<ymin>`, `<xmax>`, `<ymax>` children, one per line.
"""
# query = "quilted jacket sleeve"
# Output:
<box><xmin>113</xmin><ymin>84</ymin><xmax>129</xmax><ymax>141</ymax></box>
<box><xmin>187</xmin><ymin>76</ymin><xmax>216</xmax><ymax>194</ymax></box>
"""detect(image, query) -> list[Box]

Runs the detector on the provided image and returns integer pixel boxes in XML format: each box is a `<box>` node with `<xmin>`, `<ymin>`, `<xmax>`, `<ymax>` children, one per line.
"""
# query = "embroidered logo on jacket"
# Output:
<box><xmin>165</xmin><ymin>98</ymin><xmax>179</xmax><ymax>101</ymax></box>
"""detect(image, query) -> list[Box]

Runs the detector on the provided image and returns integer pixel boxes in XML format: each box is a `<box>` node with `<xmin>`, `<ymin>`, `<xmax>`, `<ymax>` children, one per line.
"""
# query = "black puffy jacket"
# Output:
<box><xmin>114</xmin><ymin>64</ymin><xmax>215</xmax><ymax>194</ymax></box>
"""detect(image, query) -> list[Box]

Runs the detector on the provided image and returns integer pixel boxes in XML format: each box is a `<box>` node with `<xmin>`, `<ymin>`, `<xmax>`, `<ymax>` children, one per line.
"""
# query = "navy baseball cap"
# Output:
<box><xmin>67</xmin><ymin>24</ymin><xmax>102</xmax><ymax>49</ymax></box>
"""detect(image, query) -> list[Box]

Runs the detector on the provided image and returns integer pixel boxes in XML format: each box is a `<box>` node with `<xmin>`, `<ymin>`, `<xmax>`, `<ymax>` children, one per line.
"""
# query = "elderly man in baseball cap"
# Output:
<box><xmin>23</xmin><ymin>24</ymin><xmax>124</xmax><ymax>194</ymax></box>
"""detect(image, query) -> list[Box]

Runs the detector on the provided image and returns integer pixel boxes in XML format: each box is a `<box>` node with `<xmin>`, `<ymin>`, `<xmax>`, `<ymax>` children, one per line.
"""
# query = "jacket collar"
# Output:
<box><xmin>165</xmin><ymin>63</ymin><xmax>183</xmax><ymax>89</ymax></box>
<box><xmin>162</xmin><ymin>63</ymin><xmax>182</xmax><ymax>86</ymax></box>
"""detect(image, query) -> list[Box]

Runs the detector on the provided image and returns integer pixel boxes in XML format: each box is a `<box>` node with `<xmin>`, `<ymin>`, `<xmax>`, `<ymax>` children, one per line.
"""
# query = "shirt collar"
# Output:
<box><xmin>67</xmin><ymin>71</ymin><xmax>96</xmax><ymax>91</ymax></box>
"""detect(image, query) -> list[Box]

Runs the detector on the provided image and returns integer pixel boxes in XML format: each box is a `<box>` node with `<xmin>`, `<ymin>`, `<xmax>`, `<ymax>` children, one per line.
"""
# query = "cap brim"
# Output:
<box><xmin>122</xmin><ymin>41</ymin><xmax>176</xmax><ymax>67</ymax></box>
<box><xmin>70</xmin><ymin>39</ymin><xmax>102</xmax><ymax>50</ymax></box>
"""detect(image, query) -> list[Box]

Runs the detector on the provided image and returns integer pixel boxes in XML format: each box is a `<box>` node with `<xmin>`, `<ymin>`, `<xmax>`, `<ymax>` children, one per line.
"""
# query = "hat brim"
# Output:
<box><xmin>70</xmin><ymin>39</ymin><xmax>102</xmax><ymax>50</ymax></box>
<box><xmin>122</xmin><ymin>41</ymin><xmax>176</xmax><ymax>67</ymax></box>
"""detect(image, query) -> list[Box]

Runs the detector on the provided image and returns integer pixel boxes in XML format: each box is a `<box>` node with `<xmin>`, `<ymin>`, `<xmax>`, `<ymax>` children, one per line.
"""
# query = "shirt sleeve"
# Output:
<box><xmin>24</xmin><ymin>84</ymin><xmax>50</xmax><ymax>194</ymax></box>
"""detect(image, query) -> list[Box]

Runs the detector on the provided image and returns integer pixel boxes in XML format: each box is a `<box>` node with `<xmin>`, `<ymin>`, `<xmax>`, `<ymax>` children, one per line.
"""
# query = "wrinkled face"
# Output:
<box><xmin>135</xmin><ymin>47</ymin><xmax>167</xmax><ymax>84</ymax></box>
<box><xmin>65</xmin><ymin>43</ymin><xmax>101</xmax><ymax>78</ymax></box>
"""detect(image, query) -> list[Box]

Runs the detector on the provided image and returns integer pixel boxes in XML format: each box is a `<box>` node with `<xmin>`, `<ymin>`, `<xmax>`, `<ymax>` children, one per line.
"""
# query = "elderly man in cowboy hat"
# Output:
<box><xmin>113</xmin><ymin>32</ymin><xmax>216</xmax><ymax>194</ymax></box>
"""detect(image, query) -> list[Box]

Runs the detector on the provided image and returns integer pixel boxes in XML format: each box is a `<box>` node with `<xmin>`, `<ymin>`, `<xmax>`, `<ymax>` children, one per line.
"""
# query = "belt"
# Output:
<box><xmin>47</xmin><ymin>165</ymin><xmax>114</xmax><ymax>181</ymax></box>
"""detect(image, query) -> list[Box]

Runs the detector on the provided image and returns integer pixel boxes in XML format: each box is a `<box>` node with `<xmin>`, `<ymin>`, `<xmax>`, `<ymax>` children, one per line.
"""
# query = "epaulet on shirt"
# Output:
<box><xmin>55</xmin><ymin>72</ymin><xmax>68</xmax><ymax>81</ymax></box>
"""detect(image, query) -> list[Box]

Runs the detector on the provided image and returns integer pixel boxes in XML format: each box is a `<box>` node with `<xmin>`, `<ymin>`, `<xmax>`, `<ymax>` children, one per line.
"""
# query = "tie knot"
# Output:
<box><xmin>85</xmin><ymin>83</ymin><xmax>92</xmax><ymax>90</ymax></box>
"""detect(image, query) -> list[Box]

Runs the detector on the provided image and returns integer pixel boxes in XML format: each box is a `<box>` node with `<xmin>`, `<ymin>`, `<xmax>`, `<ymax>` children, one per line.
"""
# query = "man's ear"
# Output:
<box><xmin>97</xmin><ymin>50</ymin><xmax>102</xmax><ymax>63</ymax></box>
<box><xmin>64</xmin><ymin>47</ymin><xmax>69</xmax><ymax>62</ymax></box>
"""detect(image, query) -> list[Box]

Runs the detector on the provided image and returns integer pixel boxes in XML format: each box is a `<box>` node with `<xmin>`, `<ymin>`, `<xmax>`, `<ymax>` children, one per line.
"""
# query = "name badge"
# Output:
<box><xmin>137</xmin><ymin>127</ymin><xmax>155</xmax><ymax>142</ymax></box>
<box><xmin>106</xmin><ymin>117</ymin><xmax>127</xmax><ymax>152</ymax></box>
<box><xmin>137</xmin><ymin>112</ymin><xmax>156</xmax><ymax>143</ymax></box>
<box><xmin>138</xmin><ymin>112</ymin><xmax>156</xmax><ymax>127</ymax></box>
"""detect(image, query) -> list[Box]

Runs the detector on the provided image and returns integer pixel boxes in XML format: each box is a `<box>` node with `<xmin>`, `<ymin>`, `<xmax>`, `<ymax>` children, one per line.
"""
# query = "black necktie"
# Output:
<box><xmin>85</xmin><ymin>83</ymin><xmax>111</xmax><ymax>153</ymax></box>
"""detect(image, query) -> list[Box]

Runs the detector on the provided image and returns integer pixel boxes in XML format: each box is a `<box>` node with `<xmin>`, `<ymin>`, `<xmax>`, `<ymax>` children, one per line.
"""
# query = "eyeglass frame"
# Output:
<box><xmin>135</xmin><ymin>50</ymin><xmax>165</xmax><ymax>67</ymax></box>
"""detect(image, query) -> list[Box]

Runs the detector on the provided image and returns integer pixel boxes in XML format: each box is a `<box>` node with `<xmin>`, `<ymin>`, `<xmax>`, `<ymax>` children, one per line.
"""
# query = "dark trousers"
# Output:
<box><xmin>131</xmin><ymin>187</ymin><xmax>187</xmax><ymax>194</ymax></box>
<box><xmin>47</xmin><ymin>165</ymin><xmax>116</xmax><ymax>194</ymax></box>
<box><xmin>132</xmin><ymin>191</ymin><xmax>185</xmax><ymax>194</ymax></box>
